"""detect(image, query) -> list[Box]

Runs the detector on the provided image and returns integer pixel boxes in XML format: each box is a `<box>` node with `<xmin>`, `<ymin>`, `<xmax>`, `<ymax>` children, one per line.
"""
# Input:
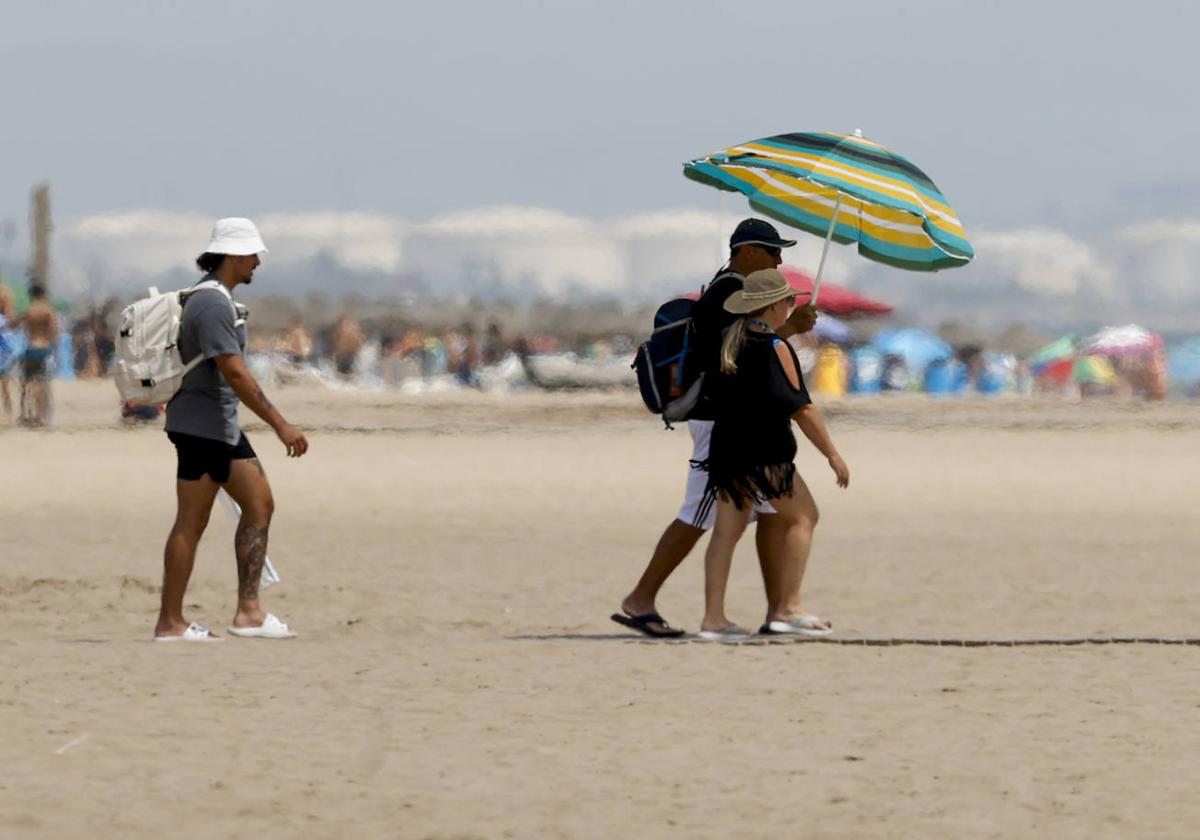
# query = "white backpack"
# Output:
<box><xmin>113</xmin><ymin>280</ymin><xmax>244</xmax><ymax>404</ymax></box>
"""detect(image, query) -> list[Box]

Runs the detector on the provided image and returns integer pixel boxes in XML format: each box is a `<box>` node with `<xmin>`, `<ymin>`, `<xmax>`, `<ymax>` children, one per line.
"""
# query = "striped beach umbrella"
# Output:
<box><xmin>1072</xmin><ymin>354</ymin><xmax>1117</xmax><ymax>386</ymax></box>
<box><xmin>683</xmin><ymin>130</ymin><xmax>974</xmax><ymax>302</ymax></box>
<box><xmin>1028</xmin><ymin>336</ymin><xmax>1077</xmax><ymax>384</ymax></box>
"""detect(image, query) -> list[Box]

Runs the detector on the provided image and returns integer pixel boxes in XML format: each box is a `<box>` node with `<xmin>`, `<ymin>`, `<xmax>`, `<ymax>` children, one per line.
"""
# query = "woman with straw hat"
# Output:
<box><xmin>694</xmin><ymin>268</ymin><xmax>850</xmax><ymax>641</ymax></box>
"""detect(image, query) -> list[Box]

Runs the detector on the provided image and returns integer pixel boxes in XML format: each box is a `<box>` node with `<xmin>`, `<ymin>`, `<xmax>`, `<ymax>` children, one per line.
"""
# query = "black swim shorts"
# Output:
<box><xmin>167</xmin><ymin>431</ymin><xmax>257</xmax><ymax>483</ymax></box>
<box><xmin>22</xmin><ymin>347</ymin><xmax>53</xmax><ymax>379</ymax></box>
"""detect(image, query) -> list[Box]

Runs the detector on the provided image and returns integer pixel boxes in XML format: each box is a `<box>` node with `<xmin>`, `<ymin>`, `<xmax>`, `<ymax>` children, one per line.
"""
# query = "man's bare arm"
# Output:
<box><xmin>214</xmin><ymin>354</ymin><xmax>308</xmax><ymax>457</ymax></box>
<box><xmin>777</xmin><ymin>303</ymin><xmax>818</xmax><ymax>340</ymax></box>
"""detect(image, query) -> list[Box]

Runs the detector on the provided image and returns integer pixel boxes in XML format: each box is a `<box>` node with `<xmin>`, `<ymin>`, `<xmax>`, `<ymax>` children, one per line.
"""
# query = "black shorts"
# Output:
<box><xmin>22</xmin><ymin>347</ymin><xmax>53</xmax><ymax>380</ymax></box>
<box><xmin>167</xmin><ymin>431</ymin><xmax>257</xmax><ymax>483</ymax></box>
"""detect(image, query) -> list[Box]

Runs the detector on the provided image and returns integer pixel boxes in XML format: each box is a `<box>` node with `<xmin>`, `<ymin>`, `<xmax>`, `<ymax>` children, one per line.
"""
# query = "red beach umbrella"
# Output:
<box><xmin>681</xmin><ymin>266</ymin><xmax>893</xmax><ymax>318</ymax></box>
<box><xmin>779</xmin><ymin>266</ymin><xmax>893</xmax><ymax>317</ymax></box>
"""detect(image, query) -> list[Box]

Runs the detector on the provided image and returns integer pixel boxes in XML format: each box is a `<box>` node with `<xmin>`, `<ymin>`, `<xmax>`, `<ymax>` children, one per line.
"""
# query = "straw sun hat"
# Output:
<box><xmin>723</xmin><ymin>268</ymin><xmax>809</xmax><ymax>314</ymax></box>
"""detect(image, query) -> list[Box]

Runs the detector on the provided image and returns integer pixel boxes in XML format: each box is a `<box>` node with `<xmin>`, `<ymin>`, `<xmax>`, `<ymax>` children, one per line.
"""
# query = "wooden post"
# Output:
<box><xmin>29</xmin><ymin>183</ymin><xmax>51</xmax><ymax>292</ymax></box>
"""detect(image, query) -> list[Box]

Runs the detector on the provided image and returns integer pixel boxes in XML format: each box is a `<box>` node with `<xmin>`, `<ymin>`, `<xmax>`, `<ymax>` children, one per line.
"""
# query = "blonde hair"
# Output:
<box><xmin>719</xmin><ymin>306</ymin><xmax>770</xmax><ymax>374</ymax></box>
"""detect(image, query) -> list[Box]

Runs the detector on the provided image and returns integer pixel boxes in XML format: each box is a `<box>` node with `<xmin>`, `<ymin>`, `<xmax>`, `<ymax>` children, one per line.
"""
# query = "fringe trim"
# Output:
<box><xmin>690</xmin><ymin>460</ymin><xmax>796</xmax><ymax>524</ymax></box>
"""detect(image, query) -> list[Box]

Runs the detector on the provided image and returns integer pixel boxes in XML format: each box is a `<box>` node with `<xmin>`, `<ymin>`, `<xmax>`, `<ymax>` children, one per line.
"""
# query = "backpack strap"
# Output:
<box><xmin>176</xmin><ymin>280</ymin><xmax>247</xmax><ymax>374</ymax></box>
<box><xmin>701</xmin><ymin>269</ymin><xmax>743</xmax><ymax>296</ymax></box>
<box><xmin>181</xmin><ymin>279</ymin><xmax>247</xmax><ymax>327</ymax></box>
<box><xmin>651</xmin><ymin>316</ymin><xmax>692</xmax><ymax>335</ymax></box>
<box><xmin>180</xmin><ymin>352</ymin><xmax>208</xmax><ymax>376</ymax></box>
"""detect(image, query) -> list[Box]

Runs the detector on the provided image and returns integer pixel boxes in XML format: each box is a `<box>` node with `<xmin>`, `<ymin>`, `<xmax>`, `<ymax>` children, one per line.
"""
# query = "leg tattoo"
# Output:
<box><xmin>246</xmin><ymin>457</ymin><xmax>267</xmax><ymax>478</ymax></box>
<box><xmin>235</xmin><ymin>521</ymin><xmax>269</xmax><ymax>601</ymax></box>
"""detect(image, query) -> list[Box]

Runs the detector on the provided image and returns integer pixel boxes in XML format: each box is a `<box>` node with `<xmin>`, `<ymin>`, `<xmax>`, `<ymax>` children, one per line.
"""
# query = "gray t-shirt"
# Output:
<box><xmin>164</xmin><ymin>279</ymin><xmax>246</xmax><ymax>445</ymax></box>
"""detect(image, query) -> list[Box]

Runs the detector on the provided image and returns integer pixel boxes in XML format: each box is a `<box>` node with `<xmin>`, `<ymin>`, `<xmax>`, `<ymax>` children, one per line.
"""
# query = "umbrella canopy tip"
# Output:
<box><xmin>852</xmin><ymin>128</ymin><xmax>863</xmax><ymax>138</ymax></box>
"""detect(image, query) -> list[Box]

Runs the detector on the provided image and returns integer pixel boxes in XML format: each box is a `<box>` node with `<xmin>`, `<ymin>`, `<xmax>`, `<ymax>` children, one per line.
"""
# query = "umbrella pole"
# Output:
<box><xmin>811</xmin><ymin>192</ymin><xmax>843</xmax><ymax>307</ymax></box>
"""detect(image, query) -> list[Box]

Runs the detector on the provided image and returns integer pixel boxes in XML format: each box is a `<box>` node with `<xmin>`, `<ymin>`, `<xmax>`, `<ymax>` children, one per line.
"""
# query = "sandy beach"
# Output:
<box><xmin>3</xmin><ymin>380</ymin><xmax>1200</xmax><ymax>839</ymax></box>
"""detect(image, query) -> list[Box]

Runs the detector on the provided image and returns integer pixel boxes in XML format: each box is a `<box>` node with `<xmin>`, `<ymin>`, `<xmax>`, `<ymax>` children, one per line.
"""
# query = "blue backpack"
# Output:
<box><xmin>632</xmin><ymin>296</ymin><xmax>705</xmax><ymax>429</ymax></box>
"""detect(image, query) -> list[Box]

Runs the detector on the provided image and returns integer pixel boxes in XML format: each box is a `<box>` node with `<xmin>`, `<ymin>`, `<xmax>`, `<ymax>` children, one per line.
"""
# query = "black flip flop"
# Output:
<box><xmin>610</xmin><ymin>612</ymin><xmax>686</xmax><ymax>638</ymax></box>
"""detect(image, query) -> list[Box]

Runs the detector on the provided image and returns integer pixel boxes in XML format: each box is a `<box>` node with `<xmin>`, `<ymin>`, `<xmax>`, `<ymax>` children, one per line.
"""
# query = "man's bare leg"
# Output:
<box><xmin>156</xmin><ymin>475</ymin><xmax>221</xmax><ymax>637</ymax></box>
<box><xmin>0</xmin><ymin>375</ymin><xmax>11</xmax><ymax>419</ymax></box>
<box><xmin>33</xmin><ymin>378</ymin><xmax>49</xmax><ymax>426</ymax></box>
<box><xmin>18</xmin><ymin>376</ymin><xmax>30</xmax><ymax>425</ymax></box>
<box><xmin>620</xmin><ymin>518</ymin><xmax>703</xmax><ymax>632</ymax></box>
<box><xmin>223</xmin><ymin>457</ymin><xmax>275</xmax><ymax>629</ymax></box>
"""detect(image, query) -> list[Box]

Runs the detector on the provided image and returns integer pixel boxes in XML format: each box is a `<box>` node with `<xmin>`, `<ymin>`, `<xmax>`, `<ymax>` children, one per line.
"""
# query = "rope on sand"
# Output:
<box><xmin>632</xmin><ymin>636</ymin><xmax>1200</xmax><ymax>647</ymax></box>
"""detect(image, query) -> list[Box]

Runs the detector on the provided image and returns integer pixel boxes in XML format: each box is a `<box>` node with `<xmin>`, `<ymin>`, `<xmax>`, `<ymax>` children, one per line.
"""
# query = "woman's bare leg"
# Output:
<box><xmin>759</xmin><ymin>476</ymin><xmax>822</xmax><ymax>624</ymax></box>
<box><xmin>701</xmin><ymin>498</ymin><xmax>752</xmax><ymax>632</ymax></box>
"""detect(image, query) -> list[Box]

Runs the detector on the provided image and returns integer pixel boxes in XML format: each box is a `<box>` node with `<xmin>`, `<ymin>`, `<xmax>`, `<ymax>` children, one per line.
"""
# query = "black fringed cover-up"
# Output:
<box><xmin>695</xmin><ymin>331</ymin><xmax>812</xmax><ymax>515</ymax></box>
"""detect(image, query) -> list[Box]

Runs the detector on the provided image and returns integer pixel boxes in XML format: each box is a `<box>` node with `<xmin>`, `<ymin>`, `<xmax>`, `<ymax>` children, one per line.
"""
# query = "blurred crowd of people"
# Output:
<box><xmin>255</xmin><ymin>316</ymin><xmax>519</xmax><ymax>387</ymax></box>
<box><xmin>257</xmin><ymin>314</ymin><xmax>636</xmax><ymax>389</ymax></box>
<box><xmin>0</xmin><ymin>277</ymin><xmax>1187</xmax><ymax>429</ymax></box>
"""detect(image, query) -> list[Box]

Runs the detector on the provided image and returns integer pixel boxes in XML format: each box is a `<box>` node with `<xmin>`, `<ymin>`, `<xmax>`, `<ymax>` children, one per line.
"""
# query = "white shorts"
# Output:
<box><xmin>676</xmin><ymin>419</ymin><xmax>776</xmax><ymax>530</ymax></box>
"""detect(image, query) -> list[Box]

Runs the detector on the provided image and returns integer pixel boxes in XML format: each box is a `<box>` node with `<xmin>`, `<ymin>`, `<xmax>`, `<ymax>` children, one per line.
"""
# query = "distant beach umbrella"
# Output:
<box><xmin>684</xmin><ymin>130</ymin><xmax>974</xmax><ymax>304</ymax></box>
<box><xmin>1072</xmin><ymin>354</ymin><xmax>1117</xmax><ymax>386</ymax></box>
<box><xmin>871</xmin><ymin>328</ymin><xmax>953</xmax><ymax>374</ymax></box>
<box><xmin>681</xmin><ymin>266</ymin><xmax>891</xmax><ymax>320</ymax></box>
<box><xmin>1027</xmin><ymin>339</ymin><xmax>1117</xmax><ymax>387</ymax></box>
<box><xmin>1029</xmin><ymin>336</ymin><xmax>1078</xmax><ymax>384</ymax></box>
<box><xmin>1085</xmin><ymin>324</ymin><xmax>1163</xmax><ymax>358</ymax></box>
<box><xmin>779</xmin><ymin>266</ymin><xmax>893</xmax><ymax>317</ymax></box>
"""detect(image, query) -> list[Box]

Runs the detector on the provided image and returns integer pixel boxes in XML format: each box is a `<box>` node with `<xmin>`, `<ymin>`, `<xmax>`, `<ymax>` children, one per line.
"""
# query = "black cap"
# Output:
<box><xmin>729</xmin><ymin>218</ymin><xmax>797</xmax><ymax>250</ymax></box>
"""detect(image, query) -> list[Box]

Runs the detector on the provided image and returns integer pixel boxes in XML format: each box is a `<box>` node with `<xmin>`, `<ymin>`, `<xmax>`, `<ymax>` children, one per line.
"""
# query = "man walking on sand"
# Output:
<box><xmin>16</xmin><ymin>284</ymin><xmax>59</xmax><ymax>427</ymax></box>
<box><xmin>155</xmin><ymin>218</ymin><xmax>309</xmax><ymax>642</ymax></box>
<box><xmin>613</xmin><ymin>219</ymin><xmax>832</xmax><ymax>638</ymax></box>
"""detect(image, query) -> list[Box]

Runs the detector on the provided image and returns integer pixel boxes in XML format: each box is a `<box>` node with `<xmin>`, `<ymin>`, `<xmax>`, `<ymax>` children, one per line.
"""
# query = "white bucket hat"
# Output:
<box><xmin>205</xmin><ymin>217</ymin><xmax>268</xmax><ymax>256</ymax></box>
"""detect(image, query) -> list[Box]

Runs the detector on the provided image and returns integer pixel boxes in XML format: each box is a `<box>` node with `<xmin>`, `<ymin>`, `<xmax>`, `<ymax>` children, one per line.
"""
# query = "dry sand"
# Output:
<box><xmin>3</xmin><ymin>381</ymin><xmax>1200</xmax><ymax>839</ymax></box>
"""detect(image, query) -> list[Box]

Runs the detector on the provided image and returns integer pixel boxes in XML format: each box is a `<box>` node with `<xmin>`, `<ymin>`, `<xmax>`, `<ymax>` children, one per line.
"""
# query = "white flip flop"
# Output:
<box><xmin>154</xmin><ymin>622</ymin><xmax>223</xmax><ymax>642</ymax></box>
<box><xmin>696</xmin><ymin>624</ymin><xmax>752</xmax><ymax>642</ymax></box>
<box><xmin>786</xmin><ymin>614</ymin><xmax>834</xmax><ymax>636</ymax></box>
<box><xmin>227</xmin><ymin>613</ymin><xmax>296</xmax><ymax>639</ymax></box>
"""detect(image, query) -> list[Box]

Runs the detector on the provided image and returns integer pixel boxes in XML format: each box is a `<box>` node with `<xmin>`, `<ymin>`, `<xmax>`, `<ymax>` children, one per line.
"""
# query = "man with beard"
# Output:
<box><xmin>156</xmin><ymin>218</ymin><xmax>309</xmax><ymax>641</ymax></box>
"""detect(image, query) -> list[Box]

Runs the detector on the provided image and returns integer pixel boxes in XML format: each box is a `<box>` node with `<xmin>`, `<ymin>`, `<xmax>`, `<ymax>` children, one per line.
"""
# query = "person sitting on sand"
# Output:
<box><xmin>694</xmin><ymin>268</ymin><xmax>849</xmax><ymax>641</ymax></box>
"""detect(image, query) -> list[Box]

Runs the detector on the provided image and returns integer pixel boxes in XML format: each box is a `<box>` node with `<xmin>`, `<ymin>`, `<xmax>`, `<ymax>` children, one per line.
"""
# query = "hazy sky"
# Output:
<box><xmin>3</xmin><ymin>0</ymin><xmax>1198</xmax><ymax>234</ymax></box>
